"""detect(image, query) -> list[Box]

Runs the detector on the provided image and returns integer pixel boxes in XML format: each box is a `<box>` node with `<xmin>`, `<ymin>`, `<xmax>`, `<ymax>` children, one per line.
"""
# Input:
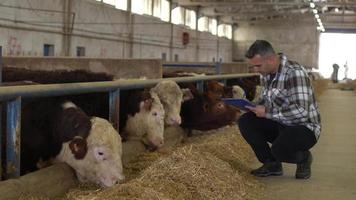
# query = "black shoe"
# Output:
<box><xmin>251</xmin><ymin>161</ymin><xmax>283</xmax><ymax>177</ymax></box>
<box><xmin>295</xmin><ymin>151</ymin><xmax>313</xmax><ymax>179</ymax></box>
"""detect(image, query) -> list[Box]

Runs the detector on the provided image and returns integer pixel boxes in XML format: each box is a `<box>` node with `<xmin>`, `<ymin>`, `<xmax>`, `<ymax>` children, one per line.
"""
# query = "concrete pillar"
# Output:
<box><xmin>232</xmin><ymin>23</ymin><xmax>237</xmax><ymax>62</ymax></box>
<box><xmin>169</xmin><ymin>1</ymin><xmax>174</xmax><ymax>62</ymax></box>
<box><xmin>195</xmin><ymin>7</ymin><xmax>200</xmax><ymax>62</ymax></box>
<box><xmin>216</xmin><ymin>18</ymin><xmax>220</xmax><ymax>62</ymax></box>
<box><xmin>127</xmin><ymin>0</ymin><xmax>134</xmax><ymax>58</ymax></box>
<box><xmin>62</xmin><ymin>0</ymin><xmax>72</xmax><ymax>57</ymax></box>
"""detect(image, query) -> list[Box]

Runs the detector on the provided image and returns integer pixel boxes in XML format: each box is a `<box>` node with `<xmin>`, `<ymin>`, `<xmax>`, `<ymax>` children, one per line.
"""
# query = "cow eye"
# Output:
<box><xmin>152</xmin><ymin>112</ymin><xmax>157</xmax><ymax>116</ymax></box>
<box><xmin>98</xmin><ymin>152</ymin><xmax>104</xmax><ymax>156</ymax></box>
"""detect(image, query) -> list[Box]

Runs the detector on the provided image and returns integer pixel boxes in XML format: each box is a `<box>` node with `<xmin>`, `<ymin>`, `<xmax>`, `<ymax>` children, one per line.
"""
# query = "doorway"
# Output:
<box><xmin>319</xmin><ymin>32</ymin><xmax>356</xmax><ymax>80</ymax></box>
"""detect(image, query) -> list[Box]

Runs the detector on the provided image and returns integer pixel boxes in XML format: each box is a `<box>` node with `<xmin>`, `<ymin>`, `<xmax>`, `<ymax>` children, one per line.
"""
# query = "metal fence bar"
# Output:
<box><xmin>219</xmin><ymin>79</ymin><xmax>227</xmax><ymax>85</ymax></box>
<box><xmin>196</xmin><ymin>81</ymin><xmax>204</xmax><ymax>93</ymax></box>
<box><xmin>109</xmin><ymin>89</ymin><xmax>120</xmax><ymax>132</ymax></box>
<box><xmin>162</xmin><ymin>63</ymin><xmax>216</xmax><ymax>68</ymax></box>
<box><xmin>215</xmin><ymin>62</ymin><xmax>221</xmax><ymax>74</ymax></box>
<box><xmin>0</xmin><ymin>46</ymin><xmax>2</xmax><ymax>180</ymax></box>
<box><xmin>5</xmin><ymin>97</ymin><xmax>21</xmax><ymax>179</ymax></box>
<box><xmin>0</xmin><ymin>73</ymin><xmax>259</xmax><ymax>101</ymax></box>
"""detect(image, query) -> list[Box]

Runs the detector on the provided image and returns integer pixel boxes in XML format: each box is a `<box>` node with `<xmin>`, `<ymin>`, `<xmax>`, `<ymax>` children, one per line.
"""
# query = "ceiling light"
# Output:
<box><xmin>313</xmin><ymin>9</ymin><xmax>318</xmax><ymax>14</ymax></box>
<box><xmin>310</xmin><ymin>2</ymin><xmax>315</xmax><ymax>8</ymax></box>
<box><xmin>315</xmin><ymin>14</ymin><xmax>319</xmax><ymax>19</ymax></box>
<box><xmin>335</xmin><ymin>8</ymin><xmax>339</xmax><ymax>13</ymax></box>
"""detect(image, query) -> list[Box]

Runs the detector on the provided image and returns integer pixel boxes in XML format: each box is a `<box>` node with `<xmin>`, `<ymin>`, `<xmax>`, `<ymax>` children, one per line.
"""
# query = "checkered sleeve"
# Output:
<box><xmin>267</xmin><ymin>69</ymin><xmax>312</xmax><ymax>124</ymax></box>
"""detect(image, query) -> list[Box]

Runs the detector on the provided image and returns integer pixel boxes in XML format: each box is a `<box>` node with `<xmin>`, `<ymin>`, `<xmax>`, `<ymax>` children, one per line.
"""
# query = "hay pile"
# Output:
<box><xmin>61</xmin><ymin>125</ymin><xmax>263</xmax><ymax>200</ymax></box>
<box><xmin>312</xmin><ymin>79</ymin><xmax>329</xmax><ymax>101</ymax></box>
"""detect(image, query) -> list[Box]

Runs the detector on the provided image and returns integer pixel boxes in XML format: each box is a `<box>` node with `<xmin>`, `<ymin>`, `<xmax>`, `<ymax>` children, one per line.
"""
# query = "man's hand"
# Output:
<box><xmin>246</xmin><ymin>105</ymin><xmax>266</xmax><ymax>118</ymax></box>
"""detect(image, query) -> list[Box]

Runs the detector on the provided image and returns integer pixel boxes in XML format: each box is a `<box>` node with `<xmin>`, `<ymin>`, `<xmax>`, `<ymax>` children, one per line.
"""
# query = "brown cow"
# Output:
<box><xmin>180</xmin><ymin>87</ymin><xmax>240</xmax><ymax>134</ymax></box>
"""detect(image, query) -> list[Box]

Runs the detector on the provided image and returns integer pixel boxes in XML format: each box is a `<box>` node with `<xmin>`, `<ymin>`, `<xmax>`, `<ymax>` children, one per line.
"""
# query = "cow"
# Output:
<box><xmin>226</xmin><ymin>76</ymin><xmax>261</xmax><ymax>101</ymax></box>
<box><xmin>2</xmin><ymin>68</ymin><xmax>168</xmax><ymax>150</ymax></box>
<box><xmin>180</xmin><ymin>87</ymin><xmax>240</xmax><ymax>133</ymax></box>
<box><xmin>150</xmin><ymin>80</ymin><xmax>183</xmax><ymax>126</ymax></box>
<box><xmin>119</xmin><ymin>89</ymin><xmax>165</xmax><ymax>151</ymax></box>
<box><xmin>19</xmin><ymin>99</ymin><xmax>124</xmax><ymax>187</ymax></box>
<box><xmin>205</xmin><ymin>80</ymin><xmax>246</xmax><ymax>99</ymax></box>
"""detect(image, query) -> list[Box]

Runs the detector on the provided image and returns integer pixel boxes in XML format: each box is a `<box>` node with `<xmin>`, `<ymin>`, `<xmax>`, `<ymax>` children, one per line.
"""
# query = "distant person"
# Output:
<box><xmin>238</xmin><ymin>40</ymin><xmax>321</xmax><ymax>179</ymax></box>
<box><xmin>343</xmin><ymin>61</ymin><xmax>349</xmax><ymax>80</ymax></box>
<box><xmin>331</xmin><ymin>63</ymin><xmax>339</xmax><ymax>83</ymax></box>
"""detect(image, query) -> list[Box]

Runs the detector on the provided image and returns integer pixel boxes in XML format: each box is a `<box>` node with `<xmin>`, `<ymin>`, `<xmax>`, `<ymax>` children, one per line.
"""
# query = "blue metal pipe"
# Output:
<box><xmin>109</xmin><ymin>89</ymin><xmax>120</xmax><ymax>132</ymax></box>
<box><xmin>5</xmin><ymin>97</ymin><xmax>21</xmax><ymax>179</ymax></box>
<box><xmin>215</xmin><ymin>61</ymin><xmax>222</xmax><ymax>74</ymax></box>
<box><xmin>0</xmin><ymin>47</ymin><xmax>2</xmax><ymax>180</ymax></box>
<box><xmin>163</xmin><ymin>63</ymin><xmax>216</xmax><ymax>68</ymax></box>
<box><xmin>0</xmin><ymin>73</ymin><xmax>259</xmax><ymax>101</ymax></box>
<box><xmin>196</xmin><ymin>81</ymin><xmax>204</xmax><ymax>93</ymax></box>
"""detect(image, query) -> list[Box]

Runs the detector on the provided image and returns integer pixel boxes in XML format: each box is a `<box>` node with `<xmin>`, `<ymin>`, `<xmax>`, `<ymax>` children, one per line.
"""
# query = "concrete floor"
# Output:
<box><xmin>255</xmin><ymin>89</ymin><xmax>356</xmax><ymax>200</ymax></box>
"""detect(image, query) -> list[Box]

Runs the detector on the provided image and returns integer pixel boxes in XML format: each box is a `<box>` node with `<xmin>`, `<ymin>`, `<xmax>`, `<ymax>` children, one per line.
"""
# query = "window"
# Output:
<box><xmin>218</xmin><ymin>24</ymin><xmax>232</xmax><ymax>39</ymax></box>
<box><xmin>185</xmin><ymin>9</ymin><xmax>196</xmax><ymax>30</ymax></box>
<box><xmin>172</xmin><ymin>7</ymin><xmax>184</xmax><ymax>25</ymax></box>
<box><xmin>153</xmin><ymin>0</ymin><xmax>169</xmax><ymax>22</ymax></box>
<box><xmin>43</xmin><ymin>44</ymin><xmax>54</xmax><ymax>56</ymax></box>
<box><xmin>198</xmin><ymin>17</ymin><xmax>208</xmax><ymax>32</ymax></box>
<box><xmin>160</xmin><ymin>0</ymin><xmax>169</xmax><ymax>22</ymax></box>
<box><xmin>161</xmin><ymin>52</ymin><xmax>167</xmax><ymax>61</ymax></box>
<box><xmin>209</xmin><ymin>18</ymin><xmax>217</xmax><ymax>35</ymax></box>
<box><xmin>103</xmin><ymin>0</ymin><xmax>115</xmax><ymax>5</ymax></box>
<box><xmin>0</xmin><ymin>46</ymin><xmax>2</xmax><ymax>56</ymax></box>
<box><xmin>77</xmin><ymin>46</ymin><xmax>86</xmax><ymax>57</ymax></box>
<box><xmin>132</xmin><ymin>0</ymin><xmax>152</xmax><ymax>15</ymax></box>
<box><xmin>115</xmin><ymin>0</ymin><xmax>127</xmax><ymax>10</ymax></box>
<box><xmin>174</xmin><ymin>54</ymin><xmax>179</xmax><ymax>62</ymax></box>
<box><xmin>153</xmin><ymin>0</ymin><xmax>161</xmax><ymax>18</ymax></box>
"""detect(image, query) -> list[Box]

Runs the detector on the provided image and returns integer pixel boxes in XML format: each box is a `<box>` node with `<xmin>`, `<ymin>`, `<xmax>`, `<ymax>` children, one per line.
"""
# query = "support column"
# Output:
<box><xmin>195</xmin><ymin>7</ymin><xmax>200</xmax><ymax>62</ymax></box>
<box><xmin>62</xmin><ymin>0</ymin><xmax>73</xmax><ymax>56</ymax></box>
<box><xmin>232</xmin><ymin>23</ymin><xmax>238</xmax><ymax>62</ymax></box>
<box><xmin>216</xmin><ymin>18</ymin><xmax>220</xmax><ymax>62</ymax></box>
<box><xmin>169</xmin><ymin>1</ymin><xmax>174</xmax><ymax>61</ymax></box>
<box><xmin>127</xmin><ymin>0</ymin><xmax>134</xmax><ymax>58</ymax></box>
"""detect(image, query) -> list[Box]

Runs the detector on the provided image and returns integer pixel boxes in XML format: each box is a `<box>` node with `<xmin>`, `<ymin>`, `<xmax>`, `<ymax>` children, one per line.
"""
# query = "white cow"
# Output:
<box><xmin>151</xmin><ymin>80</ymin><xmax>183</xmax><ymax>126</ymax></box>
<box><xmin>123</xmin><ymin>91</ymin><xmax>165</xmax><ymax>150</ymax></box>
<box><xmin>55</xmin><ymin>117</ymin><xmax>125</xmax><ymax>187</ymax></box>
<box><xmin>232</xmin><ymin>85</ymin><xmax>246</xmax><ymax>99</ymax></box>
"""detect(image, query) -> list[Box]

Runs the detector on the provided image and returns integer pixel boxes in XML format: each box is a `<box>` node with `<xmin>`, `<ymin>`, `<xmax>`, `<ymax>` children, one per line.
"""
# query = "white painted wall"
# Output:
<box><xmin>0</xmin><ymin>0</ymin><xmax>232</xmax><ymax>62</ymax></box>
<box><xmin>234</xmin><ymin>19</ymin><xmax>320</xmax><ymax>68</ymax></box>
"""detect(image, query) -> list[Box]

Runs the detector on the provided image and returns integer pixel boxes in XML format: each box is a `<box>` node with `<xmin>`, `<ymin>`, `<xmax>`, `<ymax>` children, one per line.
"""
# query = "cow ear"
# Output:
<box><xmin>69</xmin><ymin>137</ymin><xmax>88</xmax><ymax>160</ymax></box>
<box><xmin>202</xmin><ymin>103</ymin><xmax>209</xmax><ymax>112</ymax></box>
<box><xmin>140</xmin><ymin>98</ymin><xmax>153</xmax><ymax>111</ymax></box>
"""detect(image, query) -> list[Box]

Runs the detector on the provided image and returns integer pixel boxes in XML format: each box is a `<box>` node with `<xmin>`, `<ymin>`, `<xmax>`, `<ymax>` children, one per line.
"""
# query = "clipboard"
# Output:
<box><xmin>222</xmin><ymin>98</ymin><xmax>256</xmax><ymax>111</ymax></box>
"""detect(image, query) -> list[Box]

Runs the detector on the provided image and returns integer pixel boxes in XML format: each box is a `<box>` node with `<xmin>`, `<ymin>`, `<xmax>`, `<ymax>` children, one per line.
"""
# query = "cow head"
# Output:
<box><xmin>232</xmin><ymin>85</ymin><xmax>246</xmax><ymax>99</ymax></box>
<box><xmin>151</xmin><ymin>80</ymin><xmax>183</xmax><ymax>126</ymax></box>
<box><xmin>124</xmin><ymin>91</ymin><xmax>165</xmax><ymax>151</ymax></box>
<box><xmin>181</xmin><ymin>91</ymin><xmax>240</xmax><ymax>131</ymax></box>
<box><xmin>55</xmin><ymin>117</ymin><xmax>124</xmax><ymax>187</ymax></box>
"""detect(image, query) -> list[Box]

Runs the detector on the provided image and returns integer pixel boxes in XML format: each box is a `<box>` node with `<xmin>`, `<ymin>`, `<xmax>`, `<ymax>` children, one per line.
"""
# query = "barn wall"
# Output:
<box><xmin>2</xmin><ymin>57</ymin><xmax>162</xmax><ymax>79</ymax></box>
<box><xmin>0</xmin><ymin>0</ymin><xmax>233</xmax><ymax>62</ymax></box>
<box><xmin>233</xmin><ymin>18</ymin><xmax>320</xmax><ymax>68</ymax></box>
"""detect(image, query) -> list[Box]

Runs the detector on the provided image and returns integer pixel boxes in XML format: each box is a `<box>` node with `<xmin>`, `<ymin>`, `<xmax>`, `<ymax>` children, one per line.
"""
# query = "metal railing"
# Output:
<box><xmin>0</xmin><ymin>72</ymin><xmax>258</xmax><ymax>180</ymax></box>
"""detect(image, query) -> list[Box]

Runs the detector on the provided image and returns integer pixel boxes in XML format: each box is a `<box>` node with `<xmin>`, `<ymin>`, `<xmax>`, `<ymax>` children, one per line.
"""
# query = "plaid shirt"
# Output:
<box><xmin>257</xmin><ymin>54</ymin><xmax>321</xmax><ymax>140</ymax></box>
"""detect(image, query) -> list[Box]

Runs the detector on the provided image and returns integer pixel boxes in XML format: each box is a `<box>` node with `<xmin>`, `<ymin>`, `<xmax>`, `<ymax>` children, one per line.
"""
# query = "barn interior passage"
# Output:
<box><xmin>254</xmin><ymin>89</ymin><xmax>356</xmax><ymax>200</ymax></box>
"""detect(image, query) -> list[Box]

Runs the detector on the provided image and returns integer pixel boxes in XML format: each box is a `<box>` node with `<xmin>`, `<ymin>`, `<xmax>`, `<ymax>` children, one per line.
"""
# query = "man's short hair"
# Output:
<box><xmin>245</xmin><ymin>40</ymin><xmax>276</xmax><ymax>59</ymax></box>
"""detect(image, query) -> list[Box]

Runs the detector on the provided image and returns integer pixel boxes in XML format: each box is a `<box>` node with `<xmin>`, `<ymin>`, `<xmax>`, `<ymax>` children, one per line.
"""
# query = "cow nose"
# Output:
<box><xmin>170</xmin><ymin>117</ymin><xmax>181</xmax><ymax>125</ymax></box>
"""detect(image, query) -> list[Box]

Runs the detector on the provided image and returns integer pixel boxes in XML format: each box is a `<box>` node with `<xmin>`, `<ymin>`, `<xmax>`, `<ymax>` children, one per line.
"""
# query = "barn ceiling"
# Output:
<box><xmin>174</xmin><ymin>0</ymin><xmax>356</xmax><ymax>27</ymax></box>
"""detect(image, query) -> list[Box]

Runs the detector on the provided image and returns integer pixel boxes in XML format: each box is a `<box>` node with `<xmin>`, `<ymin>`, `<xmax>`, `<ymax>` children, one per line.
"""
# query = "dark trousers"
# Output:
<box><xmin>238</xmin><ymin>112</ymin><xmax>317</xmax><ymax>164</ymax></box>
